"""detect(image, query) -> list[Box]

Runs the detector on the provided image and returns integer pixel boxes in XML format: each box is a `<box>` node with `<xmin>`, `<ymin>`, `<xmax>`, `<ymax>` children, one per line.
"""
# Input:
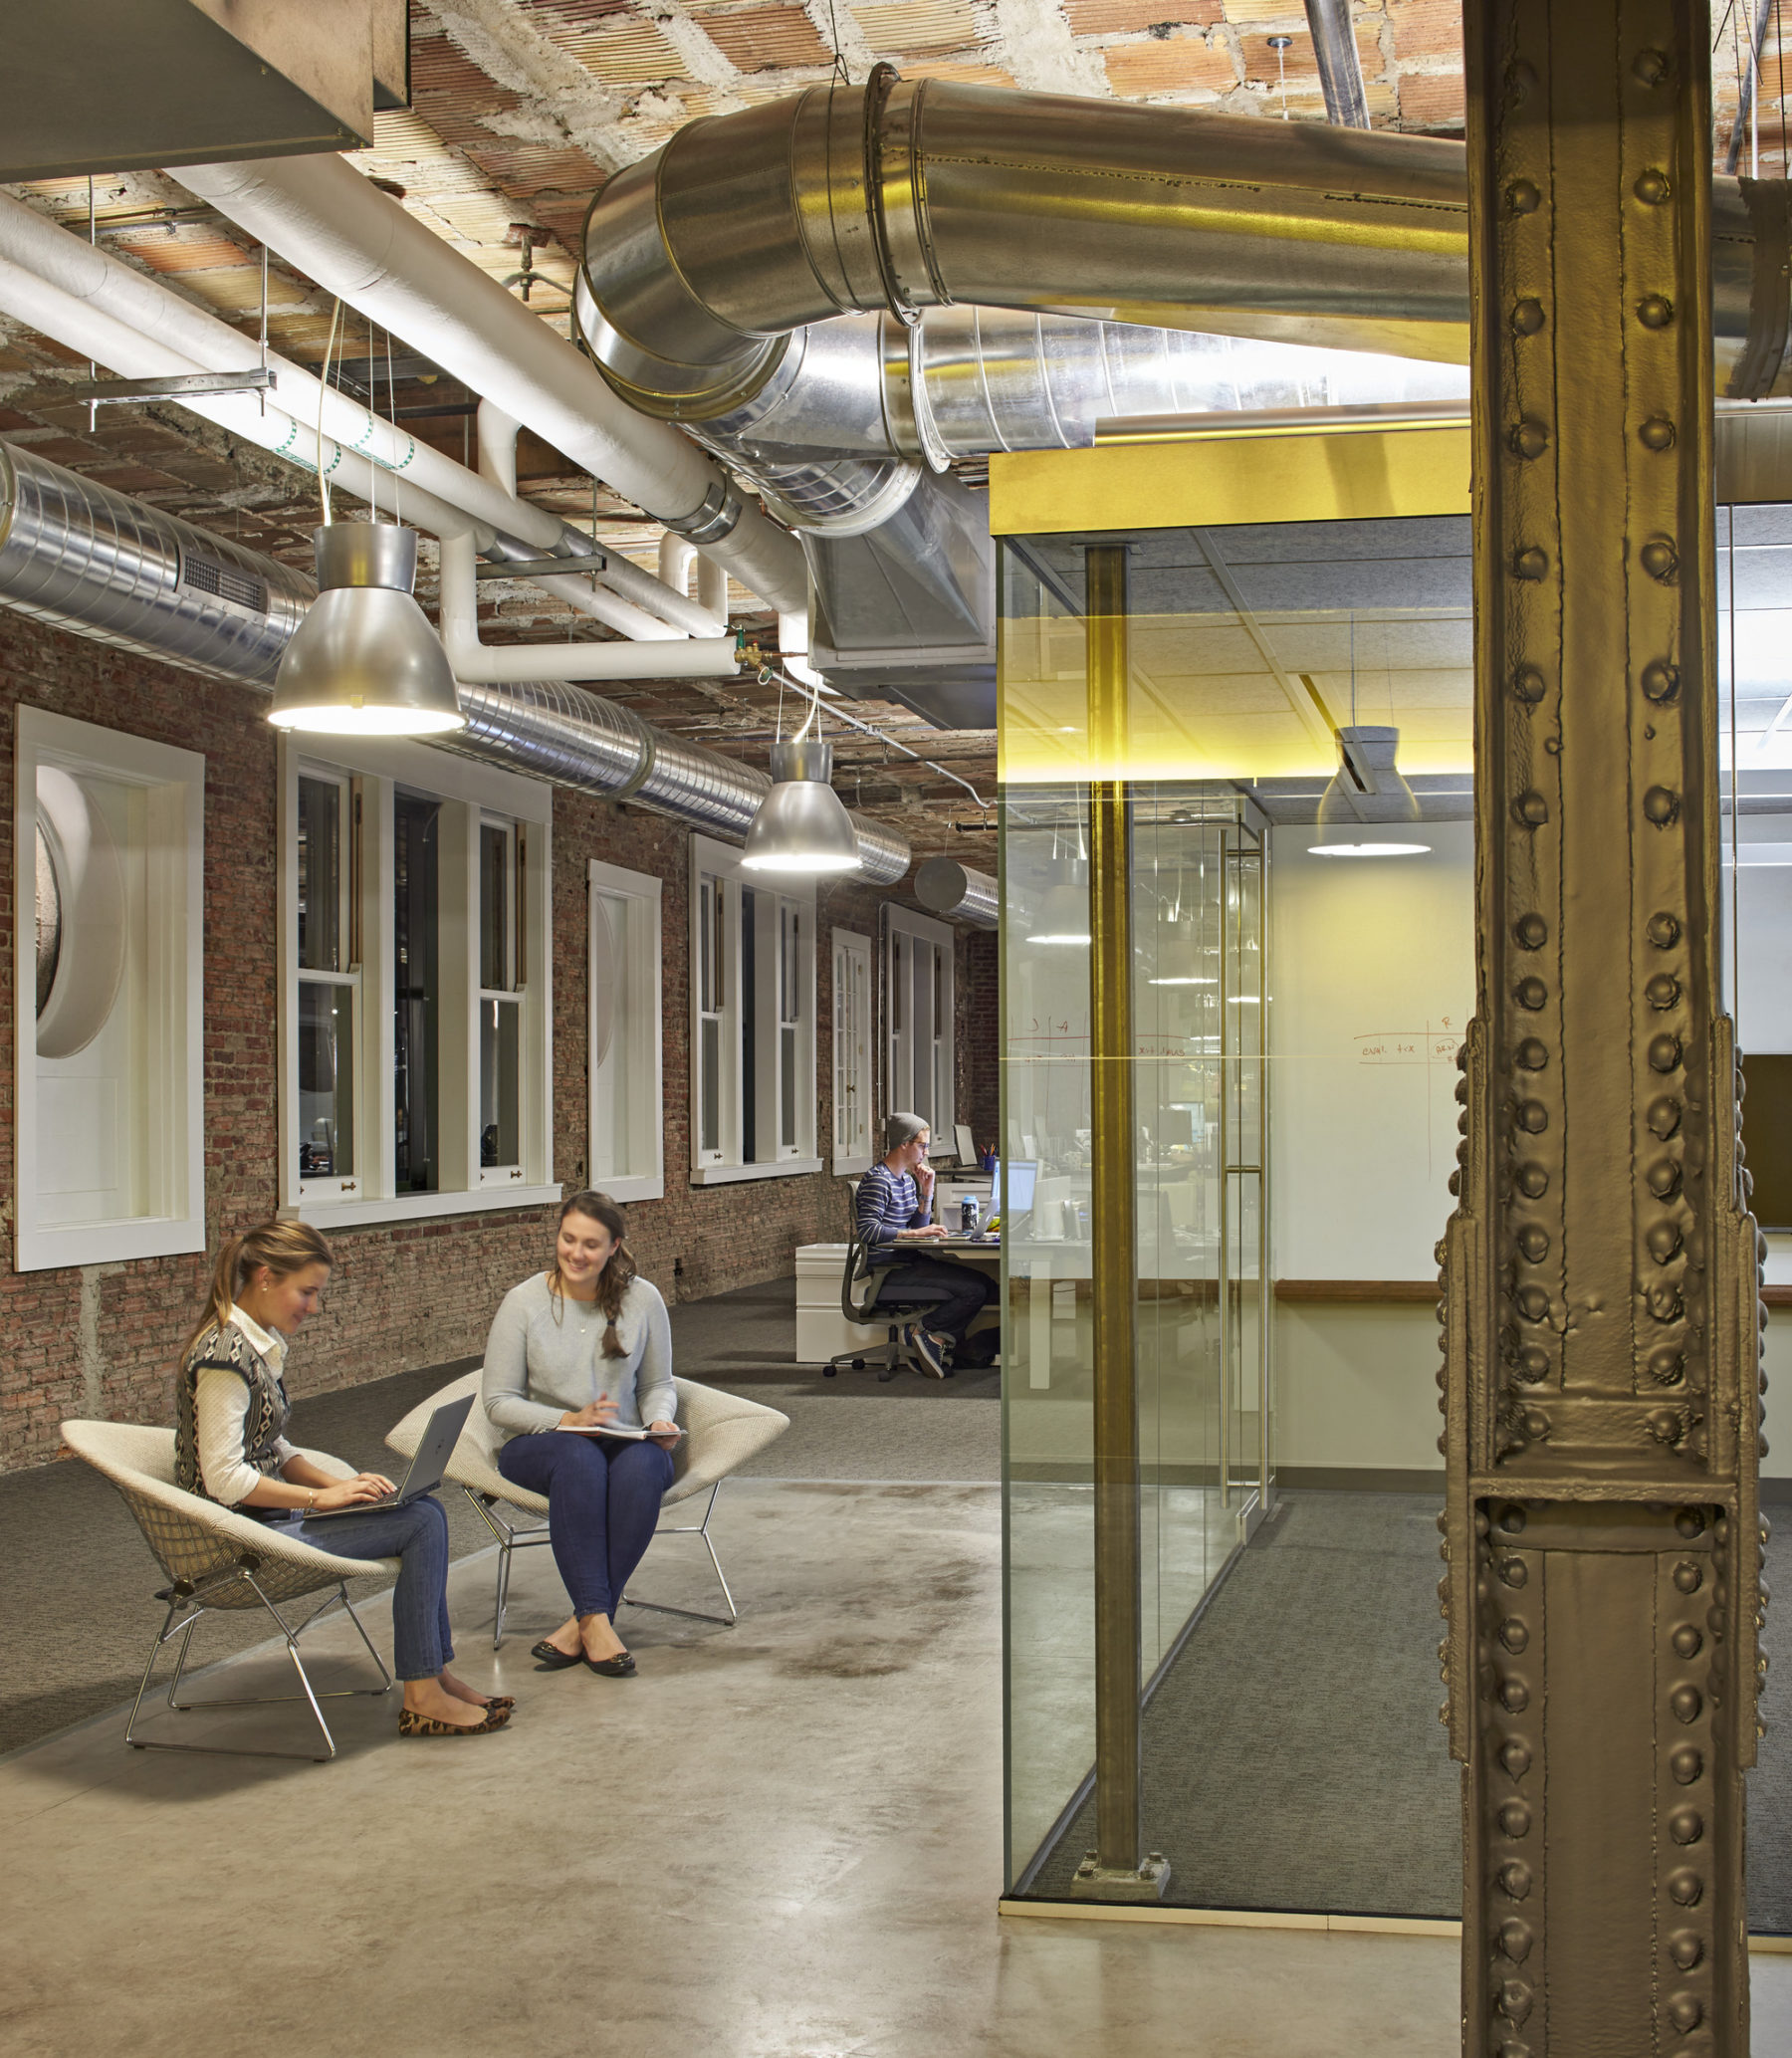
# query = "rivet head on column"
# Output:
<box><xmin>1500</xmin><ymin>1678</ymin><xmax>1529</xmax><ymax>1712</ymax></box>
<box><xmin>1648</xmin><ymin>1159</ymin><xmax>1682</xmax><ymax>1199</ymax></box>
<box><xmin>1516</xmin><ymin>1225</ymin><xmax>1549</xmax><ymax>1261</ymax></box>
<box><xmin>1517</xmin><ymin>1344</ymin><xmax>1549</xmax><ymax>1383</ymax></box>
<box><xmin>1513</xmin><ymin>792</ymin><xmax>1549</xmax><ymax>827</ymax></box>
<box><xmin>1649</xmin><ymin>1031</ymin><xmax>1683</xmax><ymax>1071</ymax></box>
<box><xmin>1672</xmin><ymin>1624</ymin><xmax>1703</xmax><ymax>1659</ymax></box>
<box><xmin>1640</xmin><ymin>416</ymin><xmax>1677</xmax><ymax>450</ymax></box>
<box><xmin>1633</xmin><ymin>47</ymin><xmax>1670</xmax><ymax>84</ymax></box>
<box><xmin>1500</xmin><ymin>1738</ymin><xmax>1531</xmax><ymax>1777</ymax></box>
<box><xmin>1674</xmin><ymin>1559</ymin><xmax>1703</xmax><ymax>1593</ymax></box>
<box><xmin>1669</xmin><ymin>1930</ymin><xmax>1704</xmax><ymax>1969</ymax></box>
<box><xmin>1642</xmin><ymin>661</ymin><xmax>1680</xmax><ymax>704</ymax></box>
<box><xmin>1670</xmin><ymin>1744</ymin><xmax>1703</xmax><ymax>1784</ymax></box>
<box><xmin>1499</xmin><ymin>1859</ymin><xmax>1533</xmax><ymax>1900</ymax></box>
<box><xmin>1511</xmin><ymin>664</ymin><xmax>1546</xmax><ymax>703</ymax></box>
<box><xmin>1514</xmin><ymin>1038</ymin><xmax>1548</xmax><ymax>1071</ymax></box>
<box><xmin>1669</xmin><ymin>1807</ymin><xmax>1704</xmax><ymax>1846</ymax></box>
<box><xmin>1515</xmin><ymin>1163</ymin><xmax>1548</xmax><ymax>1198</ymax></box>
<box><xmin>1648</xmin><ymin>909</ymin><xmax>1682</xmax><ymax>947</ymax></box>
<box><xmin>1515</xmin><ymin>976</ymin><xmax>1547</xmax><ymax>1010</ymax></box>
<box><xmin>1499</xmin><ymin>1554</ymin><xmax>1530</xmax><ymax>1586</ymax></box>
<box><xmin>1644</xmin><ymin>787</ymin><xmax>1680</xmax><ymax>826</ymax></box>
<box><xmin>1667</xmin><ymin>1993</ymin><xmax>1704</xmax><ymax>2032</ymax></box>
<box><xmin>1646</xmin><ymin>1227</ymin><xmax>1683</xmax><ymax>1270</ymax></box>
<box><xmin>1648</xmin><ymin>1096</ymin><xmax>1682</xmax><ymax>1137</ymax></box>
<box><xmin>1508</xmin><ymin>421</ymin><xmax>1549</xmax><ymax>461</ymax></box>
<box><xmin>1514</xmin><ymin>913</ymin><xmax>1548</xmax><ymax>949</ymax></box>
<box><xmin>1677</xmin><ymin>1508</ymin><xmax>1706</xmax><ymax>1538</ymax></box>
<box><xmin>1515</xmin><ymin>1286</ymin><xmax>1548</xmax><ymax>1322</ymax></box>
<box><xmin>1647</xmin><ymin>1282</ymin><xmax>1684</xmax><ymax>1322</ymax></box>
<box><xmin>1646</xmin><ymin>973</ymin><xmax>1680</xmax><ymax>1010</ymax></box>
<box><xmin>1634</xmin><ymin>167</ymin><xmax>1672</xmax><ymax>204</ymax></box>
<box><xmin>1514</xmin><ymin>1099</ymin><xmax>1548</xmax><ymax>1133</ymax></box>
<box><xmin>1667</xmin><ymin>1867</ymin><xmax>1703</xmax><ymax>1906</ymax></box>
<box><xmin>1507</xmin><ymin>179</ymin><xmax>1541</xmax><ymax>214</ymax></box>
<box><xmin>1512</xmin><ymin>547</ymin><xmax>1548</xmax><ymax>580</ymax></box>
<box><xmin>1637</xmin><ymin>295</ymin><xmax>1675</xmax><ymax>329</ymax></box>
<box><xmin>1498</xmin><ymin>1914</ymin><xmax>1533</xmax><ymax>1955</ymax></box>
<box><xmin>1671</xmin><ymin>1685</ymin><xmax>1703</xmax><ymax>1723</ymax></box>
<box><xmin>1650</xmin><ymin>1346</ymin><xmax>1686</xmax><ymax>1386</ymax></box>
<box><xmin>1510</xmin><ymin>299</ymin><xmax>1546</xmax><ymax>336</ymax></box>
<box><xmin>1641</xmin><ymin>539</ymin><xmax>1680</xmax><ymax>580</ymax></box>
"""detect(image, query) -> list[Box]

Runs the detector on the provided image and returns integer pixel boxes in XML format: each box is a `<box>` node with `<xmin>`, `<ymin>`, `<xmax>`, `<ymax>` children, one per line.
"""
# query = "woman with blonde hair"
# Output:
<box><xmin>482</xmin><ymin>1191</ymin><xmax>678</xmax><ymax>1677</ymax></box>
<box><xmin>175</xmin><ymin>1220</ymin><xmax>512</xmax><ymax>1737</ymax></box>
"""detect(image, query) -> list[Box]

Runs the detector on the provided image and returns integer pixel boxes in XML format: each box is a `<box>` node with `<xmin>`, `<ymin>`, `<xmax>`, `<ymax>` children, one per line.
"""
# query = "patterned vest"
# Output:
<box><xmin>174</xmin><ymin>1318</ymin><xmax>291</xmax><ymax>1506</ymax></box>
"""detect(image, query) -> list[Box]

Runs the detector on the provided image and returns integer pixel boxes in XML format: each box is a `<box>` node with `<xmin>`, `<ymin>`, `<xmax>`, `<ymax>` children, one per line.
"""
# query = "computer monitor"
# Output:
<box><xmin>1004</xmin><ymin>1159</ymin><xmax>1037</xmax><ymax>1221</ymax></box>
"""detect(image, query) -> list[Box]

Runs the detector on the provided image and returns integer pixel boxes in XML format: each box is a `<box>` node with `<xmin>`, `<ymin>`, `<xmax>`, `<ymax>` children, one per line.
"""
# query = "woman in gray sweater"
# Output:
<box><xmin>482</xmin><ymin>1191</ymin><xmax>678</xmax><ymax>1677</ymax></box>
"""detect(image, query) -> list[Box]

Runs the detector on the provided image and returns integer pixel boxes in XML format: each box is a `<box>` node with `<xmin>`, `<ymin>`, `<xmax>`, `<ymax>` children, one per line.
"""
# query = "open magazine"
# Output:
<box><xmin>560</xmin><ymin>1421</ymin><xmax>685</xmax><ymax>1441</ymax></box>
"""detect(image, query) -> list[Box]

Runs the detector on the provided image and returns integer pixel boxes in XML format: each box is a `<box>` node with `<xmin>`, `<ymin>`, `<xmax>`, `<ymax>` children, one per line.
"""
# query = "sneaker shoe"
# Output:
<box><xmin>908</xmin><ymin>1324</ymin><xmax>949</xmax><ymax>1378</ymax></box>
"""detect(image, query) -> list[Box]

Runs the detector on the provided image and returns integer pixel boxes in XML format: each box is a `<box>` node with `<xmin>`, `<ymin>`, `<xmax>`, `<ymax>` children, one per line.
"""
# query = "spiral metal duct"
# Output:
<box><xmin>0</xmin><ymin>441</ymin><xmax>313</xmax><ymax>685</ymax></box>
<box><xmin>913</xmin><ymin>856</ymin><xmax>999</xmax><ymax>930</ymax></box>
<box><xmin>0</xmin><ymin>442</ymin><xmax>911</xmax><ymax>887</ymax></box>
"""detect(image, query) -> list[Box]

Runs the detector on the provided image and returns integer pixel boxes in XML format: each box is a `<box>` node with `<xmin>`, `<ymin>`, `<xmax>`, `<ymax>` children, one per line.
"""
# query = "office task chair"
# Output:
<box><xmin>60</xmin><ymin>1420</ymin><xmax>396</xmax><ymax>1762</ymax></box>
<box><xmin>826</xmin><ymin>1214</ymin><xmax>944</xmax><ymax>1383</ymax></box>
<box><xmin>387</xmin><ymin>1371</ymin><xmax>788</xmax><ymax>1646</ymax></box>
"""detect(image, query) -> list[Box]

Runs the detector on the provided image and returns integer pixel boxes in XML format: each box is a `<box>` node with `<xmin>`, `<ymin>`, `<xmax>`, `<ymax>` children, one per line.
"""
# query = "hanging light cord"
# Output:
<box><xmin>758</xmin><ymin>662</ymin><xmax>992</xmax><ymax>810</ymax></box>
<box><xmin>317</xmin><ymin>296</ymin><xmax>343</xmax><ymax>527</ymax></box>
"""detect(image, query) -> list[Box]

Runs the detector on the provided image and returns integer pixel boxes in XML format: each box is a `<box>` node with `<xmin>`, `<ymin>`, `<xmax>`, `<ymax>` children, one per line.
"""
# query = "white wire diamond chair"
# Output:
<box><xmin>387</xmin><ymin>1369</ymin><xmax>789</xmax><ymax>1647</ymax></box>
<box><xmin>61</xmin><ymin>1420</ymin><xmax>399</xmax><ymax>1762</ymax></box>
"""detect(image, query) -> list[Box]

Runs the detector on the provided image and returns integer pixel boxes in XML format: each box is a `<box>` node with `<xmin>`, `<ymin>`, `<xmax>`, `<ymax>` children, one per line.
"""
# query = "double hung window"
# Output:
<box><xmin>689</xmin><ymin>833</ymin><xmax>817</xmax><ymax>1183</ymax></box>
<box><xmin>886</xmin><ymin>905</ymin><xmax>956</xmax><ymax>1137</ymax></box>
<box><xmin>831</xmin><ymin>929</ymin><xmax>873</xmax><ymax>1175</ymax></box>
<box><xmin>279</xmin><ymin>736</ymin><xmax>556</xmax><ymax>1227</ymax></box>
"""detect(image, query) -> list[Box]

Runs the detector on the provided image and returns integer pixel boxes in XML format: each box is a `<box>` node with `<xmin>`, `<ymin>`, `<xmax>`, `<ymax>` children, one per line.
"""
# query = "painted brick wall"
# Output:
<box><xmin>0</xmin><ymin>609</ymin><xmax>997</xmax><ymax>1473</ymax></box>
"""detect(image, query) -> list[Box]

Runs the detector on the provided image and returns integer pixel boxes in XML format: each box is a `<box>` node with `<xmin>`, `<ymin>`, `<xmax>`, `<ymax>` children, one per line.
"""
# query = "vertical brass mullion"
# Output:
<box><xmin>1080</xmin><ymin>544</ymin><xmax>1158</xmax><ymax>1895</ymax></box>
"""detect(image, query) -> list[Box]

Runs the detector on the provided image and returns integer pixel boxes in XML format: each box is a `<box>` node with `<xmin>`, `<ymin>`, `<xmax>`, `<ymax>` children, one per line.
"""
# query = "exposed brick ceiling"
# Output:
<box><xmin>0</xmin><ymin>0</ymin><xmax>1786</xmax><ymax>847</ymax></box>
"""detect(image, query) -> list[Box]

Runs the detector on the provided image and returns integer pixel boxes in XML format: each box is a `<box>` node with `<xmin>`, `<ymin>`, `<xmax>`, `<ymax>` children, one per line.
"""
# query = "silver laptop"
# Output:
<box><xmin>304</xmin><ymin>1392</ymin><xmax>474</xmax><ymax>1518</ymax></box>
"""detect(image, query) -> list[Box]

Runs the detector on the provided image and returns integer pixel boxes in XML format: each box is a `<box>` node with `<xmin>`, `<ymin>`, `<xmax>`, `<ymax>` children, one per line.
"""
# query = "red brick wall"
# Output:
<box><xmin>0</xmin><ymin>609</ymin><xmax>999</xmax><ymax>1472</ymax></box>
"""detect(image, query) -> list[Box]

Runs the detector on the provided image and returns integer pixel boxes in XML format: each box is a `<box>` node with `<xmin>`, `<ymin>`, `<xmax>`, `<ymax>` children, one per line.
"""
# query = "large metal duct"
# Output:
<box><xmin>913</xmin><ymin>856</ymin><xmax>999</xmax><ymax>930</ymax></box>
<box><xmin>0</xmin><ymin>440</ymin><xmax>312</xmax><ymax>684</ymax></box>
<box><xmin>0</xmin><ymin>443</ymin><xmax>910</xmax><ymax>885</ymax></box>
<box><xmin>577</xmin><ymin>75</ymin><xmax>1781</xmax><ymax>409</ymax></box>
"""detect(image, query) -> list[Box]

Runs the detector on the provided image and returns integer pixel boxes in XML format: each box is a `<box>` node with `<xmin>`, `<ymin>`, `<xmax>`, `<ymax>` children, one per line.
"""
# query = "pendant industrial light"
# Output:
<box><xmin>1308</xmin><ymin>725</ymin><xmax>1430</xmax><ymax>856</ymax></box>
<box><xmin>268</xmin><ymin>301</ymin><xmax>463</xmax><ymax>738</ymax></box>
<box><xmin>269</xmin><ymin>521</ymin><xmax>465</xmax><ymax>736</ymax></box>
<box><xmin>742</xmin><ymin>681</ymin><xmax>861</xmax><ymax>874</ymax></box>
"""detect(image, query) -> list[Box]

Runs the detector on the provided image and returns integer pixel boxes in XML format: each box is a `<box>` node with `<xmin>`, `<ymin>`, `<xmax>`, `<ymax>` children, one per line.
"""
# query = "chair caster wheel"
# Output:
<box><xmin>823</xmin><ymin>1367</ymin><xmax>837</xmax><ymax>1378</ymax></box>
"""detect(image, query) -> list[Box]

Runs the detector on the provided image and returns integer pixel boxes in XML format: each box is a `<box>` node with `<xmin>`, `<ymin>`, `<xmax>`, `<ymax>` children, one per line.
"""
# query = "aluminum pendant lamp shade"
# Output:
<box><xmin>269</xmin><ymin>523</ymin><xmax>464</xmax><ymax>736</ymax></box>
<box><xmin>1309</xmin><ymin>724</ymin><xmax>1430</xmax><ymax>857</ymax></box>
<box><xmin>742</xmin><ymin>736</ymin><xmax>861</xmax><ymax>873</ymax></box>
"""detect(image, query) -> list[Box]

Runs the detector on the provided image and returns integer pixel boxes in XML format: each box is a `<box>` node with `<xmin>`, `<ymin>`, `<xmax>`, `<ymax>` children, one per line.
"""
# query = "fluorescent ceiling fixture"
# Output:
<box><xmin>1227</xmin><ymin>995</ymin><xmax>1261</xmax><ymax>1004</ymax></box>
<box><xmin>1148</xmin><ymin>977</ymin><xmax>1217</xmax><ymax>986</ymax></box>
<box><xmin>1028</xmin><ymin>932</ymin><xmax>1092</xmax><ymax>945</ymax></box>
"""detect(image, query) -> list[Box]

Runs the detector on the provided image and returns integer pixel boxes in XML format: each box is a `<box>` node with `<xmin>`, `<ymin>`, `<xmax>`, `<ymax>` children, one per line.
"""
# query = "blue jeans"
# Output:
<box><xmin>497</xmin><ymin>1433</ymin><xmax>675</xmax><ymax>1620</ymax></box>
<box><xmin>287</xmin><ymin>1494</ymin><xmax>453</xmax><ymax>1683</ymax></box>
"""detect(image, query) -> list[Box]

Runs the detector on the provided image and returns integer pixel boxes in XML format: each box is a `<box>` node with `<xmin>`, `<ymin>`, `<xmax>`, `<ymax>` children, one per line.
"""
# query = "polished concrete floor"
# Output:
<box><xmin>7</xmin><ymin>1477</ymin><xmax>1792</xmax><ymax>2057</ymax></box>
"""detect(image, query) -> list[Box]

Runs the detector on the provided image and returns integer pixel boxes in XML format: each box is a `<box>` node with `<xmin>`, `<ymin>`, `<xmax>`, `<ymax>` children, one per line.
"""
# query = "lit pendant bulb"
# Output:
<box><xmin>1308</xmin><ymin>726</ymin><xmax>1430</xmax><ymax>858</ymax></box>
<box><xmin>742</xmin><ymin>736</ymin><xmax>861</xmax><ymax>874</ymax></box>
<box><xmin>269</xmin><ymin>523</ymin><xmax>464</xmax><ymax>737</ymax></box>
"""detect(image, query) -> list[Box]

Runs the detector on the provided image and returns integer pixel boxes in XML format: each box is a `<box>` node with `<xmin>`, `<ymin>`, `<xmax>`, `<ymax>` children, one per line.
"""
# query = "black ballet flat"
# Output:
<box><xmin>531</xmin><ymin>1639</ymin><xmax>583</xmax><ymax>1670</ymax></box>
<box><xmin>583</xmin><ymin>1650</ymin><xmax>636</xmax><ymax>1678</ymax></box>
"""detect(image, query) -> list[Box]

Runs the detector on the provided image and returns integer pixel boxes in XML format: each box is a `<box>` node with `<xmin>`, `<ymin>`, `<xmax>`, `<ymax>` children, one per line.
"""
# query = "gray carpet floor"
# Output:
<box><xmin>0</xmin><ymin>1276</ymin><xmax>996</xmax><ymax>1756</ymax></box>
<box><xmin>1022</xmin><ymin>1490</ymin><xmax>1792</xmax><ymax>1933</ymax></box>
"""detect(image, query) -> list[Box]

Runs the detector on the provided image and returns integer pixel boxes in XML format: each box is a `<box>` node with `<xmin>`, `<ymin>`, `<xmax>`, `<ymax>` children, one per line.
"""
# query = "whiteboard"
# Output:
<box><xmin>1269</xmin><ymin>819</ymin><xmax>1475</xmax><ymax>1281</ymax></box>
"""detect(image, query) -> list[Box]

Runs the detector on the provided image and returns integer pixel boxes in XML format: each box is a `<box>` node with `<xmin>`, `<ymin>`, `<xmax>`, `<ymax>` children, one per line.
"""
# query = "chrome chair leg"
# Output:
<box><xmin>623</xmin><ymin>1484</ymin><xmax>741</xmax><ymax>1628</ymax></box>
<box><xmin>126</xmin><ymin>1572</ymin><xmax>391</xmax><ymax>1762</ymax></box>
<box><xmin>463</xmin><ymin>1486</ymin><xmax>552</xmax><ymax>1648</ymax></box>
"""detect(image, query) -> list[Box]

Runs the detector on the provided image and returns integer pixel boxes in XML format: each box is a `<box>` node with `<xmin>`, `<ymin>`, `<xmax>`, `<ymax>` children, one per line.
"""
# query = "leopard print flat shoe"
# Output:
<box><xmin>398</xmin><ymin>1705</ymin><xmax>511</xmax><ymax>1737</ymax></box>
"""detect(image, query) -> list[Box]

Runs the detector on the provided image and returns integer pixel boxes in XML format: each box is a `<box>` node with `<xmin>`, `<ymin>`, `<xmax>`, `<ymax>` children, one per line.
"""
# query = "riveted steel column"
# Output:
<box><xmin>1444</xmin><ymin>4</ymin><xmax>1766</xmax><ymax>2052</ymax></box>
<box><xmin>1072</xmin><ymin>544</ymin><xmax>1164</xmax><ymax>1901</ymax></box>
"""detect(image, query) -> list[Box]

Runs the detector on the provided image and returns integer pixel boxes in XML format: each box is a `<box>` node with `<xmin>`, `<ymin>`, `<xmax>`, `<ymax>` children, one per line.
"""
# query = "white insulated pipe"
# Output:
<box><xmin>656</xmin><ymin>531</ymin><xmax>729</xmax><ymax>633</ymax></box>
<box><xmin>436</xmin><ymin>531</ymin><xmax>739</xmax><ymax>683</ymax></box>
<box><xmin>174</xmin><ymin>154</ymin><xmax>810</xmax><ymax>616</ymax></box>
<box><xmin>0</xmin><ymin>191</ymin><xmax>715</xmax><ymax>639</ymax></box>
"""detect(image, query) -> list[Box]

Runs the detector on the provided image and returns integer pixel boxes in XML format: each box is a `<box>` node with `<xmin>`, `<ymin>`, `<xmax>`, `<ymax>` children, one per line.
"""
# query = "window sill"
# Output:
<box><xmin>284</xmin><ymin>1183</ymin><xmax>562</xmax><ymax>1231</ymax></box>
<box><xmin>591</xmin><ymin>1173</ymin><xmax>665</xmax><ymax>1203</ymax></box>
<box><xmin>831</xmin><ymin>1155</ymin><xmax>872</xmax><ymax>1178</ymax></box>
<box><xmin>688</xmin><ymin>1157</ymin><xmax>823</xmax><ymax>1187</ymax></box>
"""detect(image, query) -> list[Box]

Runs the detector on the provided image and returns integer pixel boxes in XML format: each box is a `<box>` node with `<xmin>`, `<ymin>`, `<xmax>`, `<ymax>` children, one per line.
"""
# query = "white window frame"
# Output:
<box><xmin>278</xmin><ymin>734</ymin><xmax>558</xmax><ymax>1229</ymax></box>
<box><xmin>831</xmin><ymin>927</ymin><xmax>873</xmax><ymax>1176</ymax></box>
<box><xmin>13</xmin><ymin>708</ymin><xmax>206</xmax><ymax>1271</ymax></box>
<box><xmin>886</xmin><ymin>904</ymin><xmax>956</xmax><ymax>1143</ymax></box>
<box><xmin>688</xmin><ymin>832</ymin><xmax>819</xmax><ymax>1185</ymax></box>
<box><xmin>588</xmin><ymin>857</ymin><xmax>664</xmax><ymax>1203</ymax></box>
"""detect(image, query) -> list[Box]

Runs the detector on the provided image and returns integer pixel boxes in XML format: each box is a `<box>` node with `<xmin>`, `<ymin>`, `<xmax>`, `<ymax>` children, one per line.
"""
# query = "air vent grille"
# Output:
<box><xmin>181</xmin><ymin>555</ymin><xmax>267</xmax><ymax>614</ymax></box>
